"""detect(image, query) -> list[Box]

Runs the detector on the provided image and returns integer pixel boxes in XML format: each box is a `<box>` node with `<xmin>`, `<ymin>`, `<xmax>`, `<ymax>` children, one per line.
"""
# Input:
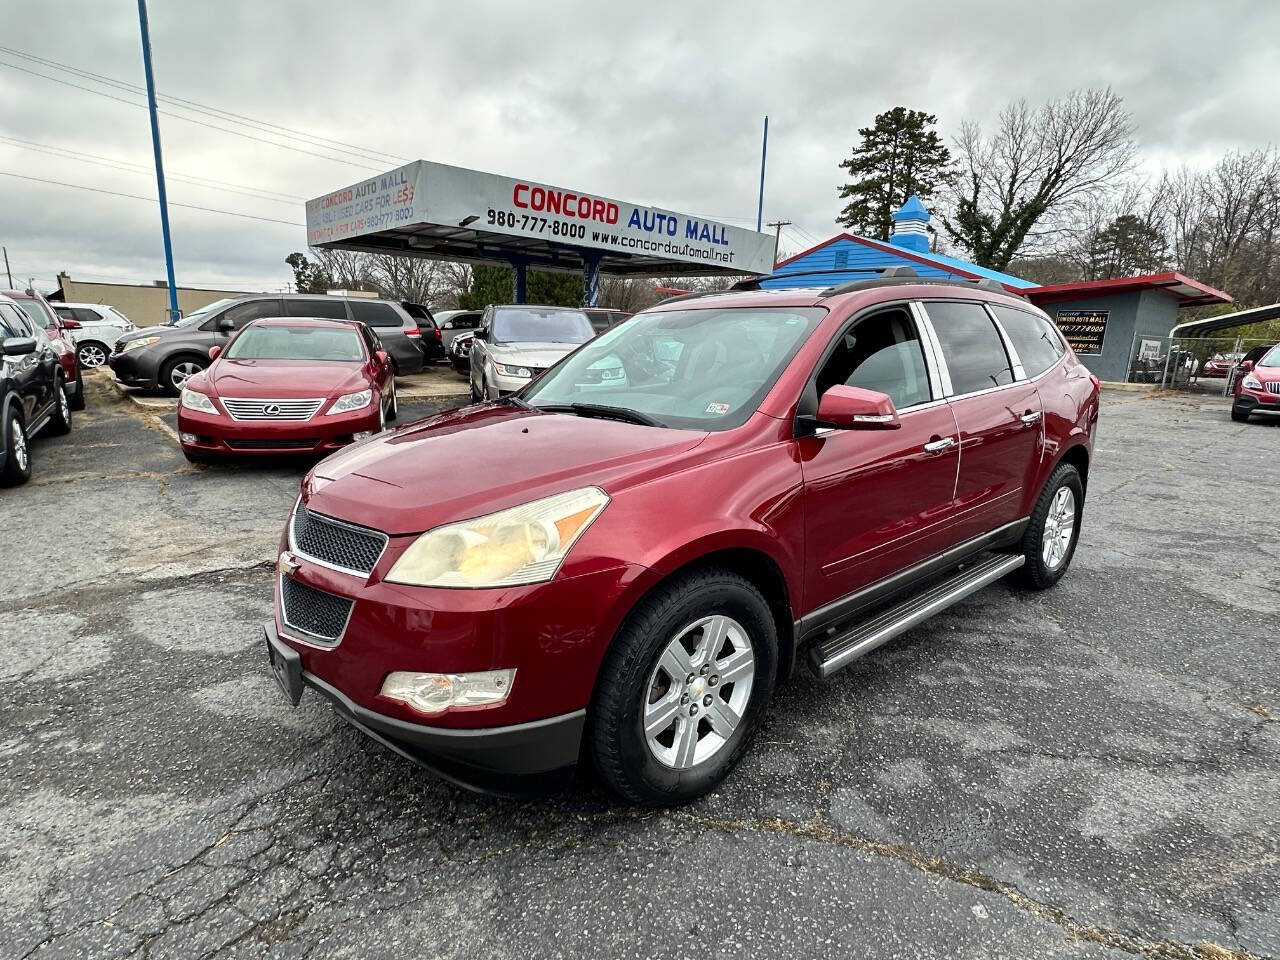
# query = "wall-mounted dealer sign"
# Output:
<box><xmin>1054</xmin><ymin>309</ymin><xmax>1109</xmax><ymax>356</ymax></box>
<box><xmin>305</xmin><ymin>160</ymin><xmax>776</xmax><ymax>275</ymax></box>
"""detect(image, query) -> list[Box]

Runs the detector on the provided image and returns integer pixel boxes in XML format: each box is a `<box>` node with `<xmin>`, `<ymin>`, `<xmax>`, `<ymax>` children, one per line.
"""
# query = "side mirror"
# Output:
<box><xmin>816</xmin><ymin>384</ymin><xmax>901</xmax><ymax>430</ymax></box>
<box><xmin>60</xmin><ymin>317</ymin><xmax>82</xmax><ymax>330</ymax></box>
<box><xmin>2</xmin><ymin>336</ymin><xmax>37</xmax><ymax>357</ymax></box>
<box><xmin>1240</xmin><ymin>360</ymin><xmax>1254</xmax><ymax>372</ymax></box>
<box><xmin>216</xmin><ymin>316</ymin><xmax>235</xmax><ymax>333</ymax></box>
<box><xmin>472</xmin><ymin>329</ymin><xmax>487</xmax><ymax>341</ymax></box>
<box><xmin>208</xmin><ymin>345</ymin><xmax>222</xmax><ymax>360</ymax></box>
<box><xmin>441</xmin><ymin>320</ymin><xmax>454</xmax><ymax>330</ymax></box>
<box><xmin>375</xmin><ymin>349</ymin><xmax>389</xmax><ymax>366</ymax></box>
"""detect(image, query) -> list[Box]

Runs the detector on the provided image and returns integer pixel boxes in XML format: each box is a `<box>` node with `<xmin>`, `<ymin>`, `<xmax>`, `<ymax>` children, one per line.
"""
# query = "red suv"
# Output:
<box><xmin>263</xmin><ymin>277</ymin><xmax>1099</xmax><ymax>804</ymax></box>
<box><xmin>1231</xmin><ymin>343</ymin><xmax>1280</xmax><ymax>422</ymax></box>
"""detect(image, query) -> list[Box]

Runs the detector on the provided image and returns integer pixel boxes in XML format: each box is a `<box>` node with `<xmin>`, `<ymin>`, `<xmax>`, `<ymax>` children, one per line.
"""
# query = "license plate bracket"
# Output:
<box><xmin>264</xmin><ymin>628</ymin><xmax>304</xmax><ymax>706</ymax></box>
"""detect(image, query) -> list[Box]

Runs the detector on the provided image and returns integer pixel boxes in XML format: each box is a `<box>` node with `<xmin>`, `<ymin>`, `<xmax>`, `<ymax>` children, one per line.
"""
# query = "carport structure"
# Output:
<box><xmin>305</xmin><ymin>160</ymin><xmax>775</xmax><ymax>305</ymax></box>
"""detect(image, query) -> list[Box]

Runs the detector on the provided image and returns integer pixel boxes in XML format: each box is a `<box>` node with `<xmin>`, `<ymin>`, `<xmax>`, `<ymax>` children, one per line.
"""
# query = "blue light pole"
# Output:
<box><xmin>137</xmin><ymin>0</ymin><xmax>180</xmax><ymax>324</ymax></box>
<box><xmin>756</xmin><ymin>116</ymin><xmax>768</xmax><ymax>233</ymax></box>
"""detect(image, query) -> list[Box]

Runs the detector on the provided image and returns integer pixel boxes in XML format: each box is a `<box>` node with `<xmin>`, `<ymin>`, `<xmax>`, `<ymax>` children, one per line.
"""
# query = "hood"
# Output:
<box><xmin>207</xmin><ymin>358</ymin><xmax>367</xmax><ymax>399</ymax></box>
<box><xmin>116</xmin><ymin>324</ymin><xmax>189</xmax><ymax>345</ymax></box>
<box><xmin>489</xmin><ymin>342</ymin><xmax>582</xmax><ymax>369</ymax></box>
<box><xmin>304</xmin><ymin>404</ymin><xmax>707</xmax><ymax>535</ymax></box>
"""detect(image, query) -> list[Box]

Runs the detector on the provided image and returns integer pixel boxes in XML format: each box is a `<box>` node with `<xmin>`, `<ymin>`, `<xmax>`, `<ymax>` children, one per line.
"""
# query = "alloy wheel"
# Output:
<box><xmin>170</xmin><ymin>362</ymin><xmax>202</xmax><ymax>391</ymax></box>
<box><xmin>643</xmin><ymin>614</ymin><xmax>755</xmax><ymax>770</ymax></box>
<box><xmin>1042</xmin><ymin>486</ymin><xmax>1076</xmax><ymax>571</ymax></box>
<box><xmin>12</xmin><ymin>420</ymin><xmax>27</xmax><ymax>471</ymax></box>
<box><xmin>59</xmin><ymin>388</ymin><xmax>70</xmax><ymax>423</ymax></box>
<box><xmin>78</xmin><ymin>344</ymin><xmax>107</xmax><ymax>367</ymax></box>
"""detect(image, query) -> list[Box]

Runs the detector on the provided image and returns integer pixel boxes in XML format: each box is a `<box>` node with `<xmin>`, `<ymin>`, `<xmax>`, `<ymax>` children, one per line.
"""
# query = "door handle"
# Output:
<box><xmin>1020</xmin><ymin>411</ymin><xmax>1042</xmax><ymax>425</ymax></box>
<box><xmin>923</xmin><ymin>436</ymin><xmax>956</xmax><ymax>453</ymax></box>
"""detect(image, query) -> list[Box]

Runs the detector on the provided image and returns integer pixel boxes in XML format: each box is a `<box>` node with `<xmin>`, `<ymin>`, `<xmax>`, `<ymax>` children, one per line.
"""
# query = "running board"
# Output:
<box><xmin>808</xmin><ymin>553</ymin><xmax>1025</xmax><ymax>679</ymax></box>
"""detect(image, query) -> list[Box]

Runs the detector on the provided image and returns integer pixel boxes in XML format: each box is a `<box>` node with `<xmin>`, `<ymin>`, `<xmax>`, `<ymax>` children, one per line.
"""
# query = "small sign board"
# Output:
<box><xmin>1055</xmin><ymin>310</ymin><xmax>1109</xmax><ymax>355</ymax></box>
<box><xmin>1138</xmin><ymin>338</ymin><xmax>1162</xmax><ymax>361</ymax></box>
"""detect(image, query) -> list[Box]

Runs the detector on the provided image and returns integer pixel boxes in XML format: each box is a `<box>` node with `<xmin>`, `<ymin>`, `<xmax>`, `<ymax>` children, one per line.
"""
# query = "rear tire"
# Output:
<box><xmin>1231</xmin><ymin>406</ymin><xmax>1250</xmax><ymax>423</ymax></box>
<box><xmin>69</xmin><ymin>367</ymin><xmax>85</xmax><ymax>411</ymax></box>
<box><xmin>1016</xmin><ymin>462</ymin><xmax>1083</xmax><ymax>590</ymax></box>
<box><xmin>77</xmin><ymin>341</ymin><xmax>109</xmax><ymax>369</ymax></box>
<box><xmin>1</xmin><ymin>408</ymin><xmax>31</xmax><ymax>486</ymax></box>
<box><xmin>46</xmin><ymin>376</ymin><xmax>72</xmax><ymax>436</ymax></box>
<box><xmin>591</xmin><ymin>569</ymin><xmax>777</xmax><ymax>806</ymax></box>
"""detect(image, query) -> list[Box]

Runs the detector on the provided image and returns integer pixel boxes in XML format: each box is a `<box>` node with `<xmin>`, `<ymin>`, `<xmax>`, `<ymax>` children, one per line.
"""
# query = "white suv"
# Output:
<box><xmin>52</xmin><ymin>302</ymin><xmax>136</xmax><ymax>369</ymax></box>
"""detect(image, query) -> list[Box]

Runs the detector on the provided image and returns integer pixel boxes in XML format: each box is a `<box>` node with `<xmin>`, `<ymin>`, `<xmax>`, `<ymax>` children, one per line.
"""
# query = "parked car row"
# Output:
<box><xmin>0</xmin><ymin>292</ymin><xmax>75</xmax><ymax>486</ymax></box>
<box><xmin>3</xmin><ymin>288</ymin><xmax>84</xmax><ymax>411</ymax></box>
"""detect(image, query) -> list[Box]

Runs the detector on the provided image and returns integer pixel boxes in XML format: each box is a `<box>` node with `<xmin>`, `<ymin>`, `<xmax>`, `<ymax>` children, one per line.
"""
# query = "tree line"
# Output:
<box><xmin>836</xmin><ymin>92</ymin><xmax>1280</xmax><ymax>310</ymax></box>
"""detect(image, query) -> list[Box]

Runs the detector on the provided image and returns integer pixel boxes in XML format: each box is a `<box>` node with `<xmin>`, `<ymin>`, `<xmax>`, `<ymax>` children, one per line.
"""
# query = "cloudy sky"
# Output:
<box><xmin>1</xmin><ymin>0</ymin><xmax>1277</xmax><ymax>295</ymax></box>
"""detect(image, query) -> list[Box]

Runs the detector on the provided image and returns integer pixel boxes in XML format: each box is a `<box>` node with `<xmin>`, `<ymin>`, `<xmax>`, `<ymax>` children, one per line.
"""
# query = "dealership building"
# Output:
<box><xmin>768</xmin><ymin>197</ymin><xmax>1232</xmax><ymax>382</ymax></box>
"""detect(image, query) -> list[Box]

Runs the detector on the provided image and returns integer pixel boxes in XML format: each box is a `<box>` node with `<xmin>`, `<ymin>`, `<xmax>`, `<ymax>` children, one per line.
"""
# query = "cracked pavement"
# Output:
<box><xmin>1</xmin><ymin>374</ymin><xmax>1277</xmax><ymax>959</ymax></box>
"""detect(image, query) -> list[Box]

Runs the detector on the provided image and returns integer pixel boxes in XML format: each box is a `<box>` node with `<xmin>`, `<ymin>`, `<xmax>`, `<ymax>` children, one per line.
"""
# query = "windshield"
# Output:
<box><xmin>14</xmin><ymin>298</ymin><xmax>56</xmax><ymax>329</ymax></box>
<box><xmin>1260</xmin><ymin>345</ymin><xmax>1280</xmax><ymax>367</ymax></box>
<box><xmin>174</xmin><ymin>298</ymin><xmax>237</xmax><ymax>328</ymax></box>
<box><xmin>492</xmin><ymin>307</ymin><xmax>594</xmax><ymax>345</ymax></box>
<box><xmin>226</xmin><ymin>324</ymin><xmax>364</xmax><ymax>362</ymax></box>
<box><xmin>521</xmin><ymin>306</ymin><xmax>826</xmax><ymax>431</ymax></box>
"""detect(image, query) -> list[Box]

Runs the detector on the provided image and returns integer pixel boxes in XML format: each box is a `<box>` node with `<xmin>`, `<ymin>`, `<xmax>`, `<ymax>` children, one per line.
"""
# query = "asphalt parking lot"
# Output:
<box><xmin>2</xmin><ymin>374</ymin><xmax>1277</xmax><ymax>960</ymax></box>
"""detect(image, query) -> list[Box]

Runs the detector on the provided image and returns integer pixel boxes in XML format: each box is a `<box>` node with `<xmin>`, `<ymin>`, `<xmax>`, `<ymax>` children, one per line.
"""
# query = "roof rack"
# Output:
<box><xmin>656</xmin><ymin>267</ymin><xmax>1026</xmax><ymax>306</ymax></box>
<box><xmin>820</xmin><ymin>273</ymin><xmax>1025</xmax><ymax>300</ymax></box>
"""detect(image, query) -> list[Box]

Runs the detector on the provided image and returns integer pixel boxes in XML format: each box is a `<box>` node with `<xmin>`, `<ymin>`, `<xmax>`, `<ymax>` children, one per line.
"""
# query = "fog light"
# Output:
<box><xmin>380</xmin><ymin>669</ymin><xmax>515</xmax><ymax>716</ymax></box>
<box><xmin>180</xmin><ymin>432</ymin><xmax>198</xmax><ymax>444</ymax></box>
<box><xmin>352</xmin><ymin>430</ymin><xmax>374</xmax><ymax>441</ymax></box>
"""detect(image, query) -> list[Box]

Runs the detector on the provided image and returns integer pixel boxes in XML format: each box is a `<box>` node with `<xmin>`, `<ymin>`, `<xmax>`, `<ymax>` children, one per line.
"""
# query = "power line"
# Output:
<box><xmin>0</xmin><ymin>134</ymin><xmax>303</xmax><ymax>205</ymax></box>
<box><xmin>0</xmin><ymin>171</ymin><xmax>306</xmax><ymax>227</ymax></box>
<box><xmin>0</xmin><ymin>58</ymin><xmax>384</xmax><ymax>172</ymax></box>
<box><xmin>0</xmin><ymin>44</ymin><xmax>409</xmax><ymax>167</ymax></box>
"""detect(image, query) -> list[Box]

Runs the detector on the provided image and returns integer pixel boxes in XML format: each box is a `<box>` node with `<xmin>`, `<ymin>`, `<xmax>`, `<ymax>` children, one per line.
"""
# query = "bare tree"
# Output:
<box><xmin>941</xmin><ymin>88</ymin><xmax>1136</xmax><ymax>270</ymax></box>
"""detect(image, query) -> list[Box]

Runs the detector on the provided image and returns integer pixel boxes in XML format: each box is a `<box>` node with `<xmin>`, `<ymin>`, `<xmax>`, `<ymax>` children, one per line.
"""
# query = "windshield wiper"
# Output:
<box><xmin>535</xmin><ymin>402</ymin><xmax>666</xmax><ymax>428</ymax></box>
<box><xmin>502</xmin><ymin>395</ymin><xmax>534</xmax><ymax>410</ymax></box>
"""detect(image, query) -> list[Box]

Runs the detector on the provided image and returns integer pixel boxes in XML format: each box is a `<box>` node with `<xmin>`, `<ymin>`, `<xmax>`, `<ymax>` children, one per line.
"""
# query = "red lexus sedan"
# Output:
<box><xmin>177</xmin><ymin>317</ymin><xmax>396</xmax><ymax>462</ymax></box>
<box><xmin>263</xmin><ymin>277</ymin><xmax>1098</xmax><ymax>804</ymax></box>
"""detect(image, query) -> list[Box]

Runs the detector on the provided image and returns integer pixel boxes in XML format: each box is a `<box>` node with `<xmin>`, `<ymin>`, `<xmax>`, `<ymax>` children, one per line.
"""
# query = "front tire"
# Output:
<box><xmin>159</xmin><ymin>356</ymin><xmax>205</xmax><ymax>396</ymax></box>
<box><xmin>1</xmin><ymin>409</ymin><xmax>31</xmax><ymax>486</ymax></box>
<box><xmin>1231</xmin><ymin>406</ymin><xmax>1250</xmax><ymax>423</ymax></box>
<box><xmin>386</xmin><ymin>381</ymin><xmax>398</xmax><ymax>422</ymax></box>
<box><xmin>46</xmin><ymin>377</ymin><xmax>72</xmax><ymax>436</ymax></box>
<box><xmin>591</xmin><ymin>569</ymin><xmax>777</xmax><ymax>806</ymax></box>
<box><xmin>77</xmin><ymin>341</ymin><xmax>109</xmax><ymax>369</ymax></box>
<box><xmin>1016</xmin><ymin>462</ymin><xmax>1083</xmax><ymax>590</ymax></box>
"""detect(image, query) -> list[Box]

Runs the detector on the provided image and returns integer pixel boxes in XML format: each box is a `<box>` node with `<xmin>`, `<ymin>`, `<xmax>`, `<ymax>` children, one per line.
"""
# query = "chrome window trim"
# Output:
<box><xmin>289</xmin><ymin>499</ymin><xmax>389</xmax><ymax>580</ymax></box>
<box><xmin>278</xmin><ymin>573</ymin><xmax>354</xmax><ymax>648</ymax></box>
<box><xmin>982</xmin><ymin>304</ymin><xmax>1027</xmax><ymax>381</ymax></box>
<box><xmin>909</xmin><ymin>301</ymin><xmax>952</xmax><ymax>397</ymax></box>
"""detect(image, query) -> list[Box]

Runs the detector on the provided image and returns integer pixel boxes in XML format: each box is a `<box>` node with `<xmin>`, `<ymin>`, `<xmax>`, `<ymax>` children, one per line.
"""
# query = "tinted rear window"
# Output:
<box><xmin>991</xmin><ymin>305</ymin><xmax>1064</xmax><ymax>377</ymax></box>
<box><xmin>349</xmin><ymin>301</ymin><xmax>404</xmax><ymax>328</ymax></box>
<box><xmin>925</xmin><ymin>301</ymin><xmax>1015</xmax><ymax>394</ymax></box>
<box><xmin>285</xmin><ymin>298</ymin><xmax>348</xmax><ymax>319</ymax></box>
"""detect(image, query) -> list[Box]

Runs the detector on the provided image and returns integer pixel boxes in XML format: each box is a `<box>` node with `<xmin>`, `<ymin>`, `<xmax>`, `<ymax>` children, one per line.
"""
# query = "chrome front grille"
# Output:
<box><xmin>222</xmin><ymin>397</ymin><xmax>325</xmax><ymax>421</ymax></box>
<box><xmin>280</xmin><ymin>575</ymin><xmax>353</xmax><ymax>644</ymax></box>
<box><xmin>291</xmin><ymin>502</ymin><xmax>387</xmax><ymax>576</ymax></box>
<box><xmin>1266</xmin><ymin>381</ymin><xmax>1280</xmax><ymax>395</ymax></box>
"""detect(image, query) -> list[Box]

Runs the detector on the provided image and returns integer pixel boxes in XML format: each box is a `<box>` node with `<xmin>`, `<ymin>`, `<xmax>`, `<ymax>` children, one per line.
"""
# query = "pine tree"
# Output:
<box><xmin>836</xmin><ymin>107</ymin><xmax>951</xmax><ymax>239</ymax></box>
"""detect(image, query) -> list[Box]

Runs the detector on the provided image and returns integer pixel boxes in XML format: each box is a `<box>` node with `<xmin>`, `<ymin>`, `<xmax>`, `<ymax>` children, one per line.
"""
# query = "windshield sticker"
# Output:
<box><xmin>705</xmin><ymin>402</ymin><xmax>730</xmax><ymax>415</ymax></box>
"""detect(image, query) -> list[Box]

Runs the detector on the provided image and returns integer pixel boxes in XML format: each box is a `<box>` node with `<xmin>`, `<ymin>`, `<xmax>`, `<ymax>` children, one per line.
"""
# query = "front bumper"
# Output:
<box><xmin>177</xmin><ymin>401</ymin><xmax>381</xmax><ymax>456</ymax></box>
<box><xmin>264</xmin><ymin>619</ymin><xmax>585</xmax><ymax>794</ymax></box>
<box><xmin>108</xmin><ymin>348</ymin><xmax>158</xmax><ymax>388</ymax></box>
<box><xmin>1233</xmin><ymin>388</ymin><xmax>1280</xmax><ymax>417</ymax></box>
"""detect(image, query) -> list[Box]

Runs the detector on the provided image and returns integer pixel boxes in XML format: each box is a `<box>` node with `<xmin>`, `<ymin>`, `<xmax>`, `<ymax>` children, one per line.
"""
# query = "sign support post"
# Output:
<box><xmin>136</xmin><ymin>0</ymin><xmax>180</xmax><ymax>325</ymax></box>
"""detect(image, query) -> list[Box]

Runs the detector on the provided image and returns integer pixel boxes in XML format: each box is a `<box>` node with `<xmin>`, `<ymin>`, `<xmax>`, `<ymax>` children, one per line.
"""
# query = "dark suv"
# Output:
<box><xmin>1</xmin><ymin>293</ymin><xmax>73</xmax><ymax>486</ymax></box>
<box><xmin>110</xmin><ymin>294</ymin><xmax>424</xmax><ymax>394</ymax></box>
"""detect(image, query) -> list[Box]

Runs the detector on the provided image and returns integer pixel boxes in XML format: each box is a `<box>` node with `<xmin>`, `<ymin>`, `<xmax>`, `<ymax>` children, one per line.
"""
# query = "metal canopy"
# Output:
<box><xmin>1170</xmin><ymin>301</ymin><xmax>1280</xmax><ymax>338</ymax></box>
<box><xmin>306</xmin><ymin>160</ymin><xmax>775</xmax><ymax>279</ymax></box>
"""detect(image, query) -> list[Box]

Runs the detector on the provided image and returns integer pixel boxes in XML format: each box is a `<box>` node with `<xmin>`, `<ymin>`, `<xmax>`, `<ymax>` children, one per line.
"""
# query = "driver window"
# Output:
<box><xmin>815</xmin><ymin>307</ymin><xmax>933</xmax><ymax>410</ymax></box>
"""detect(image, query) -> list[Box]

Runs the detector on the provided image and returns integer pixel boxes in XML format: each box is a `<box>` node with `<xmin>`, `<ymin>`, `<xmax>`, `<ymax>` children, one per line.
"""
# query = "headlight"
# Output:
<box><xmin>327</xmin><ymin>389</ymin><xmax>371</xmax><ymax>414</ymax></box>
<box><xmin>1243</xmin><ymin>375</ymin><xmax>1263</xmax><ymax>390</ymax></box>
<box><xmin>123</xmin><ymin>336</ymin><xmax>160</xmax><ymax>353</ymax></box>
<box><xmin>386</xmin><ymin>486</ymin><xmax>609</xmax><ymax>588</ymax></box>
<box><xmin>180</xmin><ymin>388</ymin><xmax>217</xmax><ymax>414</ymax></box>
<box><xmin>380</xmin><ymin>669</ymin><xmax>515</xmax><ymax>716</ymax></box>
<box><xmin>494</xmin><ymin>361</ymin><xmax>533</xmax><ymax>378</ymax></box>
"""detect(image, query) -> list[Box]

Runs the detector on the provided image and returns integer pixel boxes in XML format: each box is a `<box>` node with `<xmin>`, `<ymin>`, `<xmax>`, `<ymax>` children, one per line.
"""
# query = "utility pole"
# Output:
<box><xmin>136</xmin><ymin>0</ymin><xmax>180</xmax><ymax>325</ymax></box>
<box><xmin>766</xmin><ymin>220</ymin><xmax>792</xmax><ymax>268</ymax></box>
<box><xmin>2</xmin><ymin>247</ymin><xmax>11</xmax><ymax>288</ymax></box>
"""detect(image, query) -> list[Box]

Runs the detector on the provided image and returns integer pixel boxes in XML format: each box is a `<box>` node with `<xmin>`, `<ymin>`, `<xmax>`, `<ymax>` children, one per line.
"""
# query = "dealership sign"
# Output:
<box><xmin>306</xmin><ymin>160</ymin><xmax>775</xmax><ymax>274</ymax></box>
<box><xmin>1055</xmin><ymin>309</ymin><xmax>1109</xmax><ymax>356</ymax></box>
